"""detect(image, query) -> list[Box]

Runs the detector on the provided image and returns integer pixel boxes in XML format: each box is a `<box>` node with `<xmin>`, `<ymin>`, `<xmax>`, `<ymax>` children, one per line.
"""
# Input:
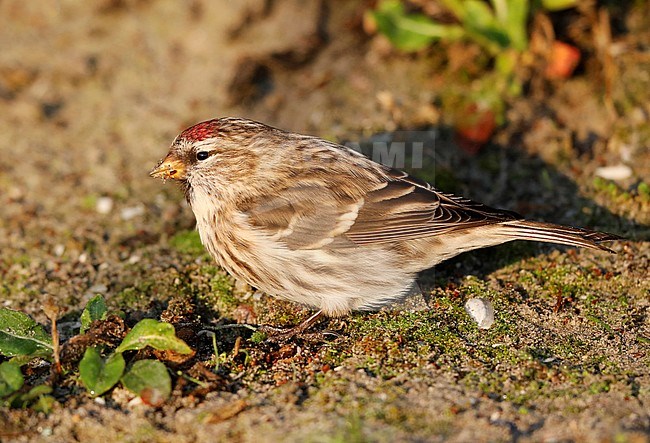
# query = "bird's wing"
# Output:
<box><xmin>245</xmin><ymin>182</ymin><xmax>363</xmax><ymax>250</ymax></box>
<box><xmin>244</xmin><ymin>167</ymin><xmax>522</xmax><ymax>250</ymax></box>
<box><xmin>345</xmin><ymin>169</ymin><xmax>523</xmax><ymax>245</ymax></box>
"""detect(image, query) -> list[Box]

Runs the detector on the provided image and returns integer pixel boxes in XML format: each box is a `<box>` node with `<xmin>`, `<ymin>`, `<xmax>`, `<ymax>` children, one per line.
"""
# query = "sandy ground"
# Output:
<box><xmin>1</xmin><ymin>1</ymin><xmax>649</xmax><ymax>442</ymax></box>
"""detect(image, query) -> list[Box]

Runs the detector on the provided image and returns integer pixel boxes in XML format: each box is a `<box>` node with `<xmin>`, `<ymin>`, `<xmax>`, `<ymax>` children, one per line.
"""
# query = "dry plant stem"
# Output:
<box><xmin>595</xmin><ymin>7</ymin><xmax>616</xmax><ymax>118</ymax></box>
<box><xmin>43</xmin><ymin>298</ymin><xmax>62</xmax><ymax>378</ymax></box>
<box><xmin>232</xmin><ymin>336</ymin><xmax>242</xmax><ymax>357</ymax></box>
<box><xmin>51</xmin><ymin>321</ymin><xmax>61</xmax><ymax>377</ymax></box>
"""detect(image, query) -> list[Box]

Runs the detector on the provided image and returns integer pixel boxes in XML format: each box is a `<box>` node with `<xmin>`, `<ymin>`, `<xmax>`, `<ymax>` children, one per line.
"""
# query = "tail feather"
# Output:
<box><xmin>496</xmin><ymin>220</ymin><xmax>621</xmax><ymax>253</ymax></box>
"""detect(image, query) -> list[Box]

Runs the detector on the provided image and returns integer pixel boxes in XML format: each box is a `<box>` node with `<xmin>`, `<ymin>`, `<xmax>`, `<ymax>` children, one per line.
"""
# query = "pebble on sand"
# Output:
<box><xmin>464</xmin><ymin>298</ymin><xmax>495</xmax><ymax>329</ymax></box>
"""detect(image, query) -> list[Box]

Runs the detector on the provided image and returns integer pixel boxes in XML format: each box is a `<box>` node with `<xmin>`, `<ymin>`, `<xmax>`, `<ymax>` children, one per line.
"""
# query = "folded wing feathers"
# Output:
<box><xmin>347</xmin><ymin>170</ymin><xmax>519</xmax><ymax>244</ymax></box>
<box><xmin>248</xmin><ymin>166</ymin><xmax>619</xmax><ymax>252</ymax></box>
<box><xmin>496</xmin><ymin>220</ymin><xmax>621</xmax><ymax>252</ymax></box>
<box><xmin>347</xmin><ymin>169</ymin><xmax>618</xmax><ymax>250</ymax></box>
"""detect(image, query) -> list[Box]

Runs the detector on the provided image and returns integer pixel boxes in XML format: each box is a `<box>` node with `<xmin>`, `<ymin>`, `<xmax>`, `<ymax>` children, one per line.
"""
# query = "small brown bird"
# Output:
<box><xmin>151</xmin><ymin>118</ymin><xmax>619</xmax><ymax>337</ymax></box>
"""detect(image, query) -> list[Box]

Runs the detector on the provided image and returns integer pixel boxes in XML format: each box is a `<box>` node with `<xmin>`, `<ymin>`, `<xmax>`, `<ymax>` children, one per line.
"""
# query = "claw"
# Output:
<box><xmin>257</xmin><ymin>310</ymin><xmax>337</xmax><ymax>342</ymax></box>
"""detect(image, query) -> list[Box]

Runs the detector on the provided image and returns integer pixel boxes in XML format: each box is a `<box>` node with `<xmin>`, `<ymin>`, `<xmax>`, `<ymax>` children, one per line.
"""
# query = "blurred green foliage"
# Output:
<box><xmin>370</xmin><ymin>0</ymin><xmax>579</xmax><ymax>128</ymax></box>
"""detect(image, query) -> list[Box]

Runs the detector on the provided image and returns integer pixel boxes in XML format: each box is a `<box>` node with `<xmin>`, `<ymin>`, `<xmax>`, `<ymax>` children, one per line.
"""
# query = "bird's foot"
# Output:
<box><xmin>257</xmin><ymin>311</ymin><xmax>339</xmax><ymax>343</ymax></box>
<box><xmin>257</xmin><ymin>326</ymin><xmax>339</xmax><ymax>343</ymax></box>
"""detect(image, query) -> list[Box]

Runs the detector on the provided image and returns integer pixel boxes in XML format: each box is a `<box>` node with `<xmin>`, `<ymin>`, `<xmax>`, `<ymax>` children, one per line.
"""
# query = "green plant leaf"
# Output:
<box><xmin>9</xmin><ymin>354</ymin><xmax>36</xmax><ymax>367</ymax></box>
<box><xmin>0</xmin><ymin>361</ymin><xmax>24</xmax><ymax>397</ymax></box>
<box><xmin>80</xmin><ymin>295</ymin><xmax>108</xmax><ymax>334</ymax></box>
<box><xmin>121</xmin><ymin>359</ymin><xmax>171</xmax><ymax>405</ymax></box>
<box><xmin>372</xmin><ymin>0</ymin><xmax>464</xmax><ymax>52</ymax></box>
<box><xmin>0</xmin><ymin>308</ymin><xmax>53</xmax><ymax>358</ymax></box>
<box><xmin>10</xmin><ymin>384</ymin><xmax>53</xmax><ymax>409</ymax></box>
<box><xmin>541</xmin><ymin>0</ymin><xmax>578</xmax><ymax>11</ymax></box>
<box><xmin>499</xmin><ymin>0</ymin><xmax>528</xmax><ymax>51</ymax></box>
<box><xmin>459</xmin><ymin>0</ymin><xmax>510</xmax><ymax>52</ymax></box>
<box><xmin>79</xmin><ymin>348</ymin><xmax>125</xmax><ymax>397</ymax></box>
<box><xmin>115</xmin><ymin>319</ymin><xmax>192</xmax><ymax>354</ymax></box>
<box><xmin>20</xmin><ymin>384</ymin><xmax>52</xmax><ymax>401</ymax></box>
<box><xmin>32</xmin><ymin>394</ymin><xmax>56</xmax><ymax>414</ymax></box>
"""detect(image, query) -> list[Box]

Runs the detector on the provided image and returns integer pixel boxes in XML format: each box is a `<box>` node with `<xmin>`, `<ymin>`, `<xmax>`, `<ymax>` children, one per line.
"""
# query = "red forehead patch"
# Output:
<box><xmin>179</xmin><ymin>119</ymin><xmax>220</xmax><ymax>142</ymax></box>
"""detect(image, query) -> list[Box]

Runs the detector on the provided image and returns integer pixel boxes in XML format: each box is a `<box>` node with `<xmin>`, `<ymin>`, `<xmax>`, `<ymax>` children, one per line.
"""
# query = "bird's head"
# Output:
<box><xmin>150</xmin><ymin>118</ymin><xmax>289</xmax><ymax>200</ymax></box>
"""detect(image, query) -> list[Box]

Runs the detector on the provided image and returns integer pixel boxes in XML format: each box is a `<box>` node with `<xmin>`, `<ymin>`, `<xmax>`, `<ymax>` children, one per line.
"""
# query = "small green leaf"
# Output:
<box><xmin>9</xmin><ymin>354</ymin><xmax>36</xmax><ymax>367</ymax></box>
<box><xmin>10</xmin><ymin>384</ymin><xmax>53</xmax><ymax>408</ymax></box>
<box><xmin>79</xmin><ymin>348</ymin><xmax>125</xmax><ymax>397</ymax></box>
<box><xmin>33</xmin><ymin>395</ymin><xmax>56</xmax><ymax>414</ymax></box>
<box><xmin>121</xmin><ymin>360</ymin><xmax>171</xmax><ymax>405</ymax></box>
<box><xmin>0</xmin><ymin>308</ymin><xmax>53</xmax><ymax>358</ymax></box>
<box><xmin>372</xmin><ymin>0</ymin><xmax>464</xmax><ymax>52</ymax></box>
<box><xmin>459</xmin><ymin>0</ymin><xmax>510</xmax><ymax>52</ymax></box>
<box><xmin>499</xmin><ymin>0</ymin><xmax>528</xmax><ymax>51</ymax></box>
<box><xmin>541</xmin><ymin>0</ymin><xmax>578</xmax><ymax>11</ymax></box>
<box><xmin>115</xmin><ymin>319</ymin><xmax>192</xmax><ymax>354</ymax></box>
<box><xmin>80</xmin><ymin>295</ymin><xmax>108</xmax><ymax>334</ymax></box>
<box><xmin>0</xmin><ymin>361</ymin><xmax>24</xmax><ymax>397</ymax></box>
<box><xmin>20</xmin><ymin>384</ymin><xmax>52</xmax><ymax>401</ymax></box>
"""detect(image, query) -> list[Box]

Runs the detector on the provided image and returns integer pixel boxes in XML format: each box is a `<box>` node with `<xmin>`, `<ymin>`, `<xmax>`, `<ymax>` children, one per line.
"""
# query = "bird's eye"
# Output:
<box><xmin>196</xmin><ymin>151</ymin><xmax>210</xmax><ymax>161</ymax></box>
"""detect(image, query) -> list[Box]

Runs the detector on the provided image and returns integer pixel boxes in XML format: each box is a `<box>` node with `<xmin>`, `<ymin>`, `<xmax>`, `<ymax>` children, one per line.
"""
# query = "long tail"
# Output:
<box><xmin>496</xmin><ymin>220</ymin><xmax>621</xmax><ymax>253</ymax></box>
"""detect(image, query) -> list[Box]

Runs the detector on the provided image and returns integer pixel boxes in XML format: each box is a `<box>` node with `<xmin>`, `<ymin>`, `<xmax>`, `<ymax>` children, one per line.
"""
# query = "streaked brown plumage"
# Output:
<box><xmin>150</xmin><ymin>117</ymin><xmax>619</xmax><ymax>323</ymax></box>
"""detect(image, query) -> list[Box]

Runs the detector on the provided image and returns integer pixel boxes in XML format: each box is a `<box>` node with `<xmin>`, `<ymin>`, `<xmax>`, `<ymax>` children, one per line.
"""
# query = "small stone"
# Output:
<box><xmin>127</xmin><ymin>397</ymin><xmax>144</xmax><ymax>407</ymax></box>
<box><xmin>88</xmin><ymin>284</ymin><xmax>108</xmax><ymax>294</ymax></box>
<box><xmin>464</xmin><ymin>297</ymin><xmax>495</xmax><ymax>329</ymax></box>
<box><xmin>234</xmin><ymin>279</ymin><xmax>252</xmax><ymax>295</ymax></box>
<box><xmin>7</xmin><ymin>186</ymin><xmax>24</xmax><ymax>201</ymax></box>
<box><xmin>53</xmin><ymin>244</ymin><xmax>65</xmax><ymax>257</ymax></box>
<box><xmin>96</xmin><ymin>196</ymin><xmax>114</xmax><ymax>214</ymax></box>
<box><xmin>120</xmin><ymin>205</ymin><xmax>145</xmax><ymax>220</ymax></box>
<box><xmin>595</xmin><ymin>164</ymin><xmax>633</xmax><ymax>181</ymax></box>
<box><xmin>376</xmin><ymin>90</ymin><xmax>395</xmax><ymax>112</ymax></box>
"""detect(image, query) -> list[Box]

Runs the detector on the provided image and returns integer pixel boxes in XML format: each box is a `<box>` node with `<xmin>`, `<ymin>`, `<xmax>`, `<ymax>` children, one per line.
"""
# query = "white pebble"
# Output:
<box><xmin>120</xmin><ymin>205</ymin><xmax>145</xmax><ymax>220</ymax></box>
<box><xmin>96</xmin><ymin>196</ymin><xmax>114</xmax><ymax>214</ymax></box>
<box><xmin>53</xmin><ymin>244</ymin><xmax>65</xmax><ymax>257</ymax></box>
<box><xmin>88</xmin><ymin>284</ymin><xmax>108</xmax><ymax>294</ymax></box>
<box><xmin>595</xmin><ymin>164</ymin><xmax>633</xmax><ymax>181</ymax></box>
<box><xmin>127</xmin><ymin>397</ymin><xmax>143</xmax><ymax>407</ymax></box>
<box><xmin>465</xmin><ymin>297</ymin><xmax>495</xmax><ymax>329</ymax></box>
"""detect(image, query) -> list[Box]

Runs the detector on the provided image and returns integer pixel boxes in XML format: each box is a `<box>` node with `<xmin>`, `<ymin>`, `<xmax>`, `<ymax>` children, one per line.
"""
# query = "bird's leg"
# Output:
<box><xmin>258</xmin><ymin>310</ymin><xmax>338</xmax><ymax>342</ymax></box>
